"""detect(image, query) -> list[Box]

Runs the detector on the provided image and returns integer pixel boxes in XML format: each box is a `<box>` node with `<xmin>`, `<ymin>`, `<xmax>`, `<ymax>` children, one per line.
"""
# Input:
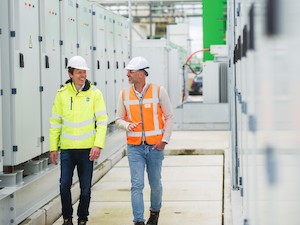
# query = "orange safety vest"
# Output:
<box><xmin>122</xmin><ymin>83</ymin><xmax>164</xmax><ymax>145</ymax></box>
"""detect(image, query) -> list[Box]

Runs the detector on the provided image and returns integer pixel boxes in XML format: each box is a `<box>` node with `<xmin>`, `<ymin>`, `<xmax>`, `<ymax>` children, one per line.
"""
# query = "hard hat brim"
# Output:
<box><xmin>125</xmin><ymin>66</ymin><xmax>149</xmax><ymax>70</ymax></box>
<box><xmin>68</xmin><ymin>66</ymin><xmax>90</xmax><ymax>71</ymax></box>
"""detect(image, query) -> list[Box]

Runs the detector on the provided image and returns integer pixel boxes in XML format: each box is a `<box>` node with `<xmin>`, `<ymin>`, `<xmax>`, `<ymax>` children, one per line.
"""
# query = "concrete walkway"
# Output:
<box><xmin>52</xmin><ymin>131</ymin><xmax>230</xmax><ymax>225</ymax></box>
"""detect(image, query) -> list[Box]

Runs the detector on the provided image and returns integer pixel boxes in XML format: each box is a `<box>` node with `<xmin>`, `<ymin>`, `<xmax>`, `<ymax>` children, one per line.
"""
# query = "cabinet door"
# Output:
<box><xmin>11</xmin><ymin>0</ymin><xmax>41</xmax><ymax>164</ymax></box>
<box><xmin>104</xmin><ymin>10</ymin><xmax>116</xmax><ymax>124</ymax></box>
<box><xmin>77</xmin><ymin>0</ymin><xmax>92</xmax><ymax>80</ymax></box>
<box><xmin>60</xmin><ymin>0</ymin><xmax>78</xmax><ymax>81</ymax></box>
<box><xmin>40</xmin><ymin>0</ymin><xmax>61</xmax><ymax>154</ymax></box>
<box><xmin>92</xmin><ymin>4</ymin><xmax>107</xmax><ymax>106</ymax></box>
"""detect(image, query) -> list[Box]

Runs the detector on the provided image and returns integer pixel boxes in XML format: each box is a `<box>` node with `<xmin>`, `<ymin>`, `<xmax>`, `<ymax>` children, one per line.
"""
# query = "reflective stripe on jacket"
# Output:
<box><xmin>122</xmin><ymin>83</ymin><xmax>164</xmax><ymax>145</ymax></box>
<box><xmin>50</xmin><ymin>80</ymin><xmax>108</xmax><ymax>151</ymax></box>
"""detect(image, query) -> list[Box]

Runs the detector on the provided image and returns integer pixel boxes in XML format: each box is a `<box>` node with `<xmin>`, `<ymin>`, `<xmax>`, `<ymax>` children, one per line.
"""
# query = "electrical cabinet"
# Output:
<box><xmin>168</xmin><ymin>47</ymin><xmax>182</xmax><ymax>107</ymax></box>
<box><xmin>114</xmin><ymin>14</ymin><xmax>126</xmax><ymax>106</ymax></box>
<box><xmin>167</xmin><ymin>23</ymin><xmax>190</xmax><ymax>50</ymax></box>
<box><xmin>92</xmin><ymin>6</ymin><xmax>129</xmax><ymax>124</ymax></box>
<box><xmin>0</xmin><ymin>1</ymin><xmax>9</xmax><ymax>167</ymax></box>
<box><xmin>76</xmin><ymin>0</ymin><xmax>92</xmax><ymax>81</ymax></box>
<box><xmin>0</xmin><ymin>0</ymin><xmax>129</xmax><ymax>167</ymax></box>
<box><xmin>0</xmin><ymin>26</ymin><xmax>3</xmax><ymax>173</ymax></box>
<box><xmin>91</xmin><ymin>4</ymin><xmax>107</xmax><ymax>103</ymax></box>
<box><xmin>122</xmin><ymin>18</ymin><xmax>130</xmax><ymax>90</ymax></box>
<box><xmin>0</xmin><ymin>1</ymin><xmax>130</xmax><ymax>222</ymax></box>
<box><xmin>40</xmin><ymin>0</ymin><xmax>61</xmax><ymax>154</ymax></box>
<box><xmin>60</xmin><ymin>0</ymin><xmax>78</xmax><ymax>83</ymax></box>
<box><xmin>228</xmin><ymin>0</ymin><xmax>300</xmax><ymax>225</ymax></box>
<box><xmin>202</xmin><ymin>61</ymin><xmax>220</xmax><ymax>103</ymax></box>
<box><xmin>104</xmin><ymin>10</ymin><xmax>116</xmax><ymax>123</ymax></box>
<box><xmin>0</xmin><ymin>0</ymin><xmax>41</xmax><ymax>165</ymax></box>
<box><xmin>133</xmin><ymin>39</ymin><xmax>184</xmax><ymax>109</ymax></box>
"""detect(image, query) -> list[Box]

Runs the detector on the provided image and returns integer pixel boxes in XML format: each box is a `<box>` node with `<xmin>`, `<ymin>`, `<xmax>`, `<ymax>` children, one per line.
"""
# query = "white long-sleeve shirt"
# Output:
<box><xmin>115</xmin><ymin>83</ymin><xmax>174</xmax><ymax>143</ymax></box>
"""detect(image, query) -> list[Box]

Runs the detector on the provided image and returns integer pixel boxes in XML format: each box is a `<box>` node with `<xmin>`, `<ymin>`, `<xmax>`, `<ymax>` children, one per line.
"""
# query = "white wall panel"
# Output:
<box><xmin>77</xmin><ymin>0</ymin><xmax>92</xmax><ymax>81</ymax></box>
<box><xmin>40</xmin><ymin>0</ymin><xmax>61</xmax><ymax>154</ymax></box>
<box><xmin>60</xmin><ymin>0</ymin><xmax>78</xmax><ymax>82</ymax></box>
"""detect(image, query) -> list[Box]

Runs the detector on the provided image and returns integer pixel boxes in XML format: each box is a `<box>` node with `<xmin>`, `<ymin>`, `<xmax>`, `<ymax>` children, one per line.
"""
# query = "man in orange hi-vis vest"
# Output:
<box><xmin>116</xmin><ymin>56</ymin><xmax>174</xmax><ymax>225</ymax></box>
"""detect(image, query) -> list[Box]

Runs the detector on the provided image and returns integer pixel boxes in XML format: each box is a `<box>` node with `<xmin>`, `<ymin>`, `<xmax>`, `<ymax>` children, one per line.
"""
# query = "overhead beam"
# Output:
<box><xmin>108</xmin><ymin>13</ymin><xmax>202</xmax><ymax>18</ymax></box>
<box><xmin>104</xmin><ymin>3</ymin><xmax>202</xmax><ymax>18</ymax></box>
<box><xmin>89</xmin><ymin>0</ymin><xmax>201</xmax><ymax>5</ymax></box>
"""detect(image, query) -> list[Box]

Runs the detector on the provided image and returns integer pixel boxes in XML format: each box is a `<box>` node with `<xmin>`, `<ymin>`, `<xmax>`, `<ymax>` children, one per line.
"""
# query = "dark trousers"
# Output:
<box><xmin>60</xmin><ymin>150</ymin><xmax>93</xmax><ymax>222</ymax></box>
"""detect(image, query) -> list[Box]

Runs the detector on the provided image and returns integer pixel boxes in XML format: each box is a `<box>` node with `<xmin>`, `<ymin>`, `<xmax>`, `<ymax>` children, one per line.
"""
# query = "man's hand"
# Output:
<box><xmin>89</xmin><ymin>146</ymin><xmax>102</xmax><ymax>161</ymax></box>
<box><xmin>152</xmin><ymin>141</ymin><xmax>166</xmax><ymax>150</ymax></box>
<box><xmin>50</xmin><ymin>151</ymin><xmax>58</xmax><ymax>165</ymax></box>
<box><xmin>128</xmin><ymin>121</ymin><xmax>142</xmax><ymax>131</ymax></box>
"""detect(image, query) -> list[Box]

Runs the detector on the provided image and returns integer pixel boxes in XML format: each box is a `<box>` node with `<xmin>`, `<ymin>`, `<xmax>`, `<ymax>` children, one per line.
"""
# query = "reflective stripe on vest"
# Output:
<box><xmin>127</xmin><ymin>129</ymin><xmax>163</xmax><ymax>137</ymax></box>
<box><xmin>123</xmin><ymin>83</ymin><xmax>164</xmax><ymax>145</ymax></box>
<box><xmin>61</xmin><ymin>130</ymin><xmax>96</xmax><ymax>140</ymax></box>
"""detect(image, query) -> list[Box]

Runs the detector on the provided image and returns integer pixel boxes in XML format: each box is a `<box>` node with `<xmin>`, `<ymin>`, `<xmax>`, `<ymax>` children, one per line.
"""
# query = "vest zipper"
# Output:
<box><xmin>70</xmin><ymin>97</ymin><xmax>73</xmax><ymax>110</ymax></box>
<box><xmin>139</xmin><ymin>85</ymin><xmax>151</xmax><ymax>143</ymax></box>
<box><xmin>138</xmin><ymin>98</ymin><xmax>145</xmax><ymax>143</ymax></box>
<box><xmin>132</xmin><ymin>84</ymin><xmax>150</xmax><ymax>144</ymax></box>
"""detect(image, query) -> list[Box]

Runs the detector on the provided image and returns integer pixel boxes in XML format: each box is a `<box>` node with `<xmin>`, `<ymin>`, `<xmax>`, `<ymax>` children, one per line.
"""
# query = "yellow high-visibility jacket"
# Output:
<box><xmin>49</xmin><ymin>80</ymin><xmax>108</xmax><ymax>151</ymax></box>
<box><xmin>122</xmin><ymin>83</ymin><xmax>164</xmax><ymax>145</ymax></box>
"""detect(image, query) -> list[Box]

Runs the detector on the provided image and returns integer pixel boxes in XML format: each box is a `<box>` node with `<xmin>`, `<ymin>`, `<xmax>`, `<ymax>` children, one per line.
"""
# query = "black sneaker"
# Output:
<box><xmin>78</xmin><ymin>221</ymin><xmax>87</xmax><ymax>225</ymax></box>
<box><xmin>62</xmin><ymin>219</ymin><xmax>73</xmax><ymax>225</ymax></box>
<box><xmin>146</xmin><ymin>210</ymin><xmax>160</xmax><ymax>225</ymax></box>
<box><xmin>134</xmin><ymin>222</ymin><xmax>145</xmax><ymax>225</ymax></box>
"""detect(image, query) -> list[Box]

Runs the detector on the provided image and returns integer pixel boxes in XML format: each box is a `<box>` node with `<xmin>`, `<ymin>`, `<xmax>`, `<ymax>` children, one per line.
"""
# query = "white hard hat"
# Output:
<box><xmin>126</xmin><ymin>56</ymin><xmax>149</xmax><ymax>71</ymax></box>
<box><xmin>67</xmin><ymin>55</ymin><xmax>90</xmax><ymax>70</ymax></box>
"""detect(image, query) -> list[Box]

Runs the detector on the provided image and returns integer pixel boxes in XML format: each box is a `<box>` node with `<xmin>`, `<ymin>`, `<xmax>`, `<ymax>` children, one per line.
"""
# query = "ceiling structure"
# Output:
<box><xmin>89</xmin><ymin>0</ymin><xmax>201</xmax><ymax>5</ymax></box>
<box><xmin>88</xmin><ymin>0</ymin><xmax>202</xmax><ymax>49</ymax></box>
<box><xmin>88</xmin><ymin>0</ymin><xmax>202</xmax><ymax>19</ymax></box>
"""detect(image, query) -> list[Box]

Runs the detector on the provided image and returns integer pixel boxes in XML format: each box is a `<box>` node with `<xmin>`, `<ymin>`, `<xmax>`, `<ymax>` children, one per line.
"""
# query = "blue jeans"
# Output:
<box><xmin>127</xmin><ymin>144</ymin><xmax>164</xmax><ymax>223</ymax></box>
<box><xmin>60</xmin><ymin>150</ymin><xmax>93</xmax><ymax>222</ymax></box>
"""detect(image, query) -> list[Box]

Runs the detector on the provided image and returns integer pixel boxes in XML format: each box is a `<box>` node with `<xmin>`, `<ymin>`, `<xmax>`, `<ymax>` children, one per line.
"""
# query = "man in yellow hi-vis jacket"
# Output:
<box><xmin>49</xmin><ymin>56</ymin><xmax>108</xmax><ymax>225</ymax></box>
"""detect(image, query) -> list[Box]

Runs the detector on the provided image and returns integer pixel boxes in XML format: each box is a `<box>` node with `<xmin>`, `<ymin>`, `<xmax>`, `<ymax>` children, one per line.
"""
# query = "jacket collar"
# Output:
<box><xmin>65</xmin><ymin>79</ymin><xmax>91</xmax><ymax>92</ymax></box>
